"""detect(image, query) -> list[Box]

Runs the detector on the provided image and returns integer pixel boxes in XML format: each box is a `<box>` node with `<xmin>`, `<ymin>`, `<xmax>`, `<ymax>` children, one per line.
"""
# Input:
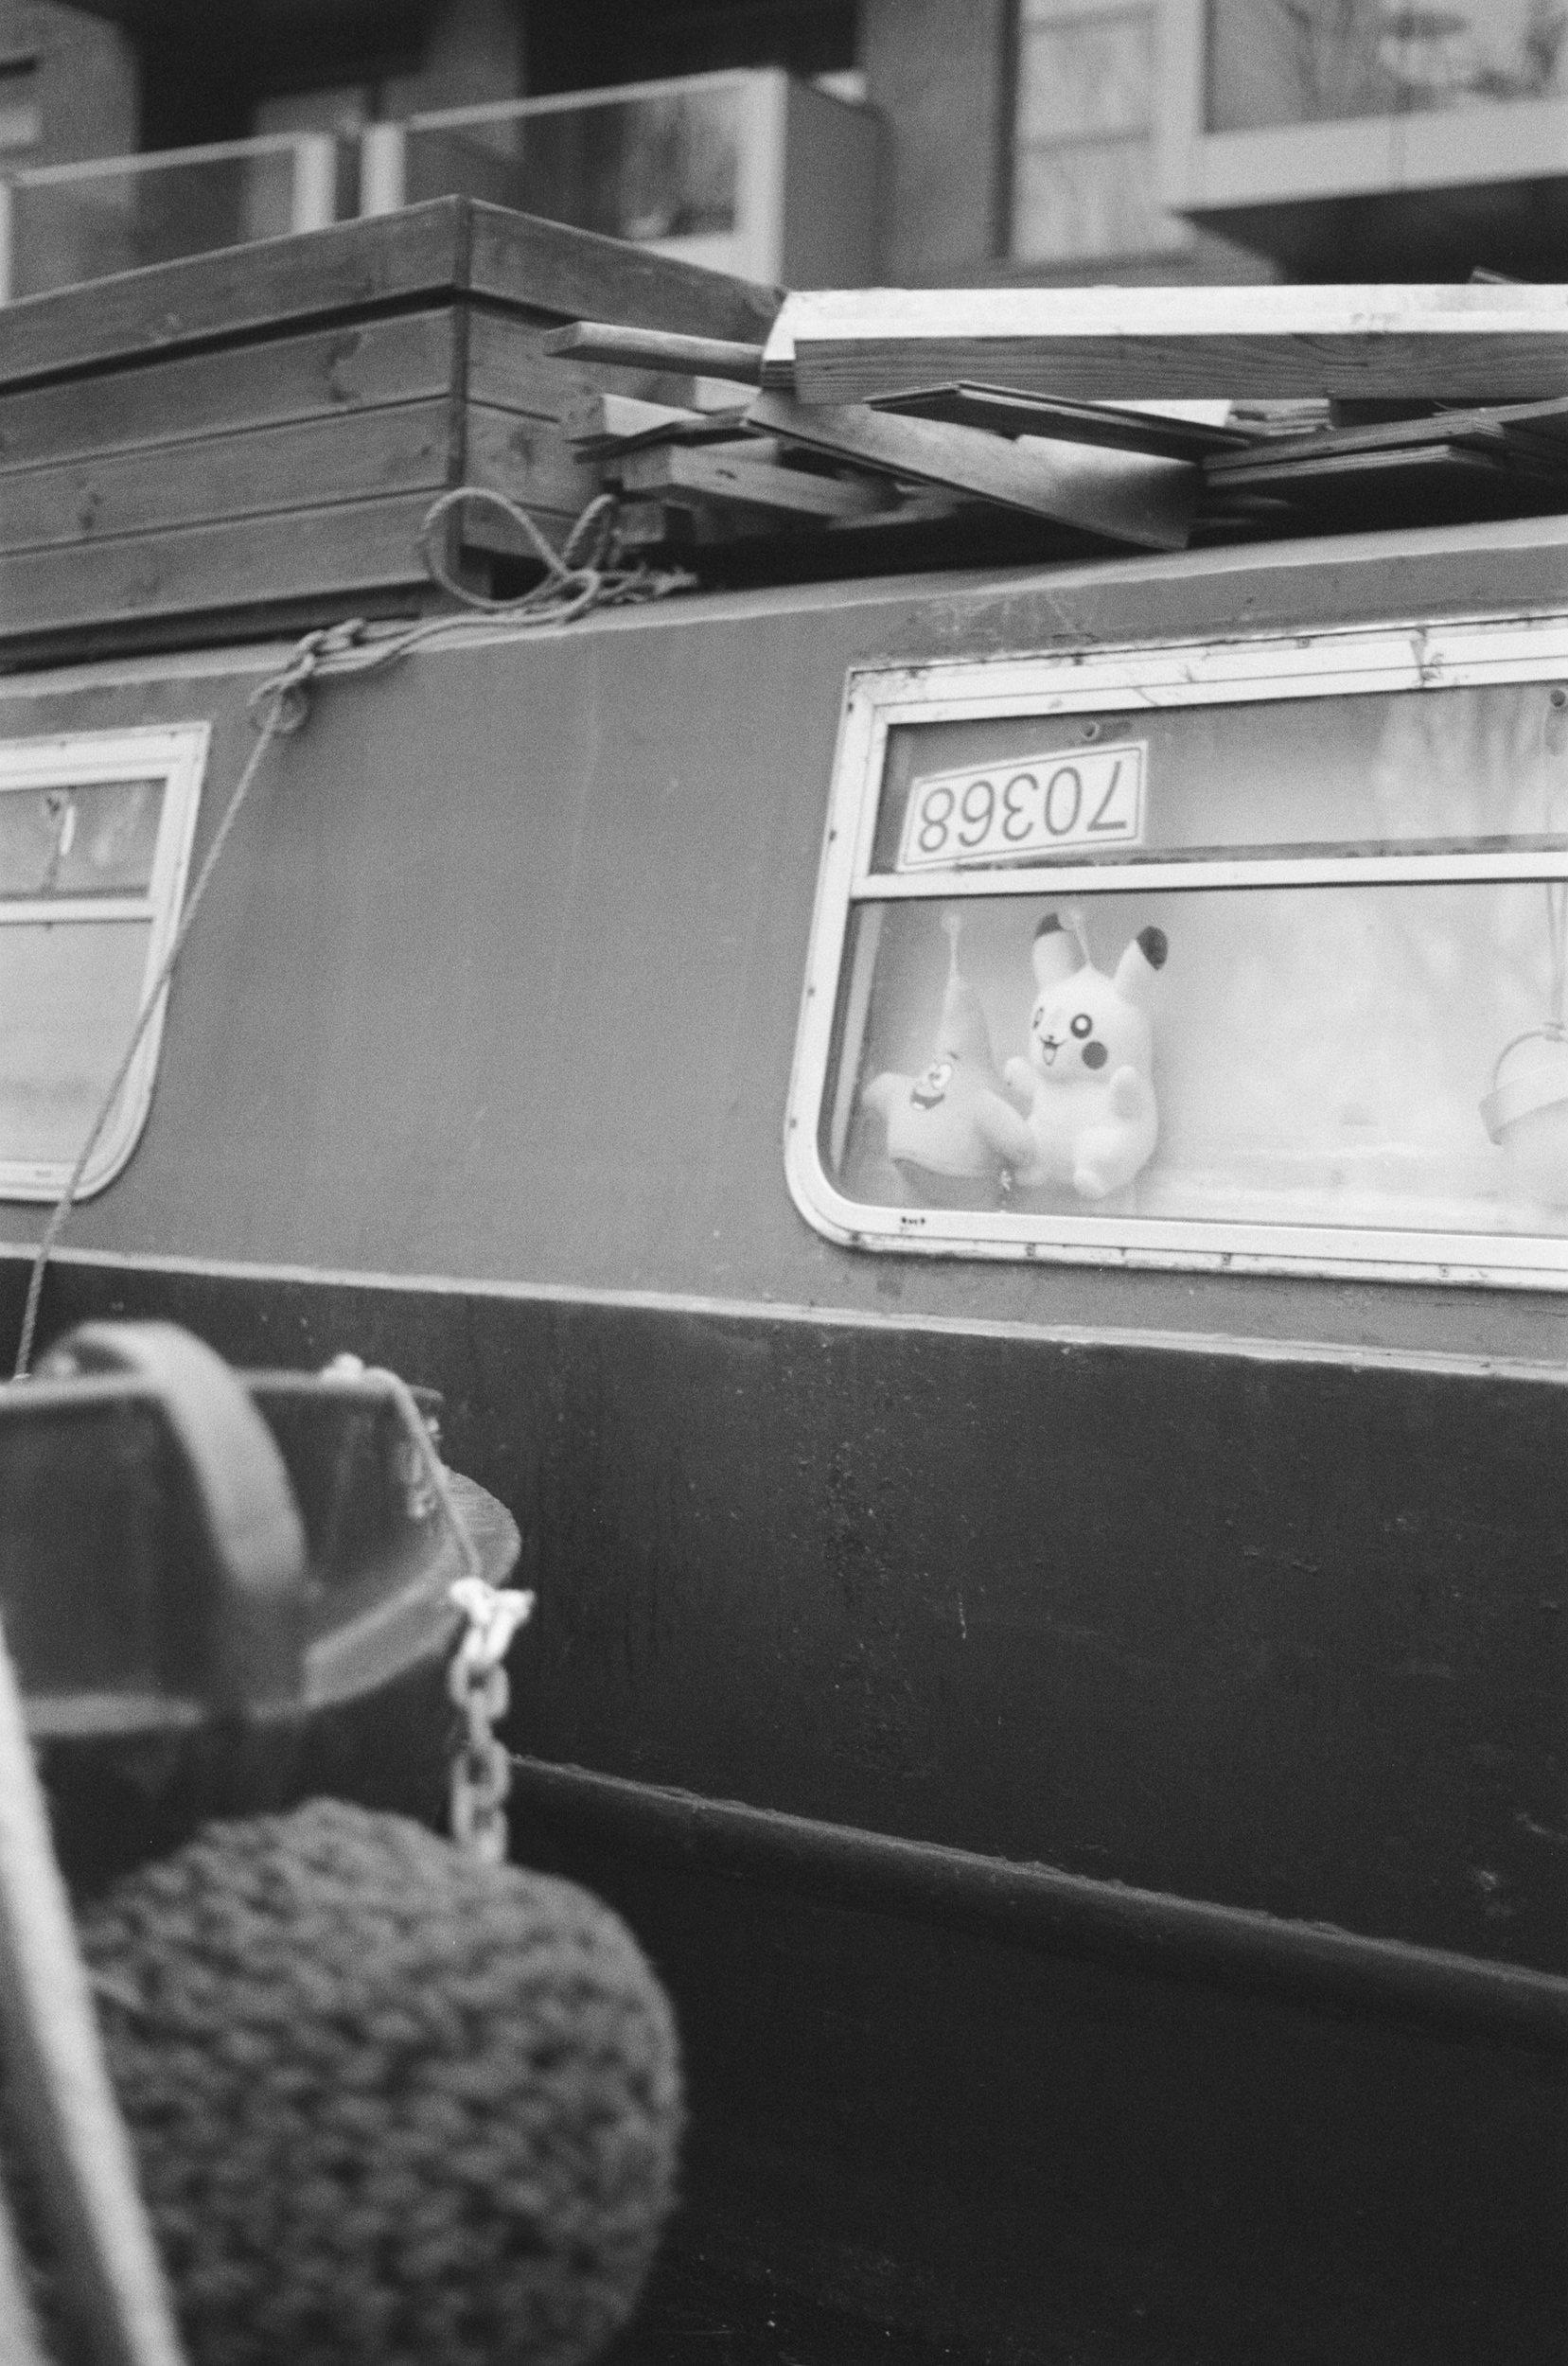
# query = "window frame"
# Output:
<box><xmin>0</xmin><ymin>722</ymin><xmax>208</xmax><ymax>1202</ymax></box>
<box><xmin>784</xmin><ymin>614</ymin><xmax>1568</xmax><ymax>1289</ymax></box>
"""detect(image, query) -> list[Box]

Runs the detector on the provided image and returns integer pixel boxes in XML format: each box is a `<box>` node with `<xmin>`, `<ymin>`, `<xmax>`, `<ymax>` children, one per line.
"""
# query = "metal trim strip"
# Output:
<box><xmin>511</xmin><ymin>1757</ymin><xmax>1568</xmax><ymax>2052</ymax></box>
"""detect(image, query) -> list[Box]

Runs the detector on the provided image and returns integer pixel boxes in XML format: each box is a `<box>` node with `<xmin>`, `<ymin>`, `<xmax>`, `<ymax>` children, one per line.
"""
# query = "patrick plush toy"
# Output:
<box><xmin>862</xmin><ymin>920</ymin><xmax>1031</xmax><ymax>1205</ymax></box>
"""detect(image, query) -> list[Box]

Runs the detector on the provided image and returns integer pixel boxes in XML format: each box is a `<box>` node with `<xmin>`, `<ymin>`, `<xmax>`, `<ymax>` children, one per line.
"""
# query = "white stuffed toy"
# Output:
<box><xmin>1005</xmin><ymin>911</ymin><xmax>1168</xmax><ymax>1200</ymax></box>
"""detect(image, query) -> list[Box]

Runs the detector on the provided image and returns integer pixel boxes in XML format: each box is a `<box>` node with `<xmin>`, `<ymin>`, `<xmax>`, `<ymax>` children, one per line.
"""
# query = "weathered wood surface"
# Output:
<box><xmin>873</xmin><ymin>383</ymin><xmax>1254</xmax><ymax>459</ymax></box>
<box><xmin>1206</xmin><ymin>392</ymin><xmax>1568</xmax><ymax>474</ymax></box>
<box><xmin>748</xmin><ymin>389</ymin><xmax>1197</xmax><ymax>549</ymax></box>
<box><xmin>541</xmin><ymin>320</ymin><xmax>766</xmax><ymax>382</ymax></box>
<box><xmin>470</xmin><ymin>213</ymin><xmax>777</xmax><ymax>349</ymax></box>
<box><xmin>0</xmin><ymin>402</ymin><xmax>457</xmax><ymax>554</ymax></box>
<box><xmin>611</xmin><ymin>439</ymin><xmax>893</xmax><ymax>520</ymax></box>
<box><xmin>0</xmin><ymin>311</ymin><xmax>460</xmax><ymax>473</ymax></box>
<box><xmin>1205</xmin><ymin>445</ymin><xmax>1568</xmax><ymax>510</ymax></box>
<box><xmin>561</xmin><ymin>391</ymin><xmax>751</xmax><ymax>459</ymax></box>
<box><xmin>765</xmin><ymin>285</ymin><xmax>1568</xmax><ymax>403</ymax></box>
<box><xmin>466</xmin><ymin>401</ymin><xmax>604</xmax><ymax>518</ymax></box>
<box><xmin>0</xmin><ymin>199</ymin><xmax>779</xmax><ymax>394</ymax></box>
<box><xmin>0</xmin><ymin>494</ymin><xmax>462</xmax><ymax>643</ymax></box>
<box><xmin>0</xmin><ymin>201</ymin><xmax>784</xmax><ymax>656</ymax></box>
<box><xmin>465</xmin><ymin>309</ymin><xmax>611</xmax><ymax>420</ymax></box>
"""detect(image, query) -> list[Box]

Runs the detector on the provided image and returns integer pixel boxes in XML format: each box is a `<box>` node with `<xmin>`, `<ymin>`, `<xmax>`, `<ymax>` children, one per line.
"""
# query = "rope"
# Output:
<box><xmin>11</xmin><ymin>669</ymin><xmax>298</xmax><ymax>1380</ymax></box>
<box><xmin>0</xmin><ymin>1608</ymin><xmax>187</xmax><ymax>2366</ymax></box>
<box><xmin>10</xmin><ymin>492</ymin><xmax>694</xmax><ymax>1380</ymax></box>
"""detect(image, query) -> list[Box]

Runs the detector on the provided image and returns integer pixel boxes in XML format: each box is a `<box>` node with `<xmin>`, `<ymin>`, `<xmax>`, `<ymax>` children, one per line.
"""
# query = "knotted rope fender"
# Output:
<box><xmin>77</xmin><ymin>1800</ymin><xmax>683</xmax><ymax>2366</ymax></box>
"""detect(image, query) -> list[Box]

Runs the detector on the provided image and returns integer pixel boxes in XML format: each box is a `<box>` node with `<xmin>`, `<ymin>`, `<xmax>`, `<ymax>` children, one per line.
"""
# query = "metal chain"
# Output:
<box><xmin>447</xmin><ymin>1576</ymin><xmax>534</xmax><ymax>1863</ymax></box>
<box><xmin>320</xmin><ymin>1355</ymin><xmax>535</xmax><ymax>1863</ymax></box>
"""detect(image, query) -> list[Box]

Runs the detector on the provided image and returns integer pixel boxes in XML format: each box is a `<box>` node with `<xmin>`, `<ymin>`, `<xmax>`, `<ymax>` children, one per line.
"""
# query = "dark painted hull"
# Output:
<box><xmin>4</xmin><ymin>518</ymin><xmax>1568</xmax><ymax>2357</ymax></box>
<box><xmin>7</xmin><ymin>1255</ymin><xmax>1564</xmax><ymax>2362</ymax></box>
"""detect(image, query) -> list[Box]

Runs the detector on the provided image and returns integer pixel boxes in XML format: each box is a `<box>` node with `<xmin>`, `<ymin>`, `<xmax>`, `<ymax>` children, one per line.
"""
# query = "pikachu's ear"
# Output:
<box><xmin>1031</xmin><ymin>912</ymin><xmax>1084</xmax><ymax>995</ymax></box>
<box><xmin>1113</xmin><ymin>927</ymin><xmax>1168</xmax><ymax>1011</ymax></box>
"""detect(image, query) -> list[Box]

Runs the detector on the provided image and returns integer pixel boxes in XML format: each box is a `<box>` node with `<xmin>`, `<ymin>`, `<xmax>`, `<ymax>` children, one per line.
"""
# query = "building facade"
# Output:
<box><xmin>2</xmin><ymin>0</ymin><xmax>1565</xmax><ymax>296</ymax></box>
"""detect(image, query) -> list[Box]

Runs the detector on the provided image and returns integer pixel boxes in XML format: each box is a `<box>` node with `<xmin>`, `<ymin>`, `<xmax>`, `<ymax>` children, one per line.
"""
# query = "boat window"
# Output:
<box><xmin>0</xmin><ymin>727</ymin><xmax>208</xmax><ymax>1201</ymax></box>
<box><xmin>787</xmin><ymin>624</ymin><xmax>1568</xmax><ymax>1285</ymax></box>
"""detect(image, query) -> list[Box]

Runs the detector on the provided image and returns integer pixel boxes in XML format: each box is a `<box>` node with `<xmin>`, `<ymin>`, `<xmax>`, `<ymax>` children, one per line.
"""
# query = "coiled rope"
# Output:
<box><xmin>11</xmin><ymin>489</ymin><xmax>693</xmax><ymax>1379</ymax></box>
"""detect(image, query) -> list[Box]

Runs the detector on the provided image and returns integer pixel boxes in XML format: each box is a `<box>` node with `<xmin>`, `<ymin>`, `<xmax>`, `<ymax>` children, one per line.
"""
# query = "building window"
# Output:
<box><xmin>787</xmin><ymin>623</ymin><xmax>1568</xmax><ymax>1288</ymax></box>
<box><xmin>1207</xmin><ymin>0</ymin><xmax>1568</xmax><ymax>133</ymax></box>
<box><xmin>0</xmin><ymin>726</ymin><xmax>207</xmax><ymax>1202</ymax></box>
<box><xmin>1012</xmin><ymin>0</ymin><xmax>1187</xmax><ymax>262</ymax></box>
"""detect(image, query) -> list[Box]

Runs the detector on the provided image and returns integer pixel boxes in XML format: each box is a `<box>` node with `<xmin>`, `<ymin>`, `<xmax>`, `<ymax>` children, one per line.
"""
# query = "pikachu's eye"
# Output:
<box><xmin>1070</xmin><ymin>1013</ymin><xmax>1093</xmax><ymax>1038</ymax></box>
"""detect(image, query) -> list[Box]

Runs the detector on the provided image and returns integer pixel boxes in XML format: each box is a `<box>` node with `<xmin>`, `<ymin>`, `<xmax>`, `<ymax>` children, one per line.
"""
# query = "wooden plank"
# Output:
<box><xmin>764</xmin><ymin>284</ymin><xmax>1568</xmax><ymax>404</ymax></box>
<box><xmin>0</xmin><ymin>400</ymin><xmax>459</xmax><ymax>556</ymax></box>
<box><xmin>468</xmin><ymin>203</ymin><xmax>779</xmax><ymax>348</ymax></box>
<box><xmin>540</xmin><ymin>321</ymin><xmax>766</xmax><ymax>382</ymax></box>
<box><xmin>0</xmin><ymin>310</ymin><xmax>461</xmax><ymax>473</ymax></box>
<box><xmin>746</xmin><ymin>390</ymin><xmax>1197</xmax><ymax>550</ymax></box>
<box><xmin>561</xmin><ymin>392</ymin><xmax>754</xmax><ymax>461</ymax></box>
<box><xmin>0</xmin><ymin>493</ymin><xmax>451</xmax><ymax>641</ymax></box>
<box><xmin>466</xmin><ymin>308</ymin><xmax>623</xmax><ymax>421</ymax></box>
<box><xmin>449</xmin><ymin>498</ymin><xmax>596</xmax><ymax>562</ymax></box>
<box><xmin>1205</xmin><ymin>443</ymin><xmax>1568</xmax><ymax>497</ymax></box>
<box><xmin>563</xmin><ymin>392</ymin><xmax>706</xmax><ymax>445</ymax></box>
<box><xmin>611</xmin><ymin>441</ymin><xmax>892</xmax><ymax>520</ymax></box>
<box><xmin>0</xmin><ymin>197</ymin><xmax>780</xmax><ymax>397</ymax></box>
<box><xmin>465</xmin><ymin>401</ymin><xmax>604</xmax><ymax>520</ymax></box>
<box><xmin>1205</xmin><ymin>393</ymin><xmax>1568</xmax><ymax>476</ymax></box>
<box><xmin>0</xmin><ymin>202</ymin><xmax>469</xmax><ymax>394</ymax></box>
<box><xmin>872</xmin><ymin>383</ymin><xmax>1255</xmax><ymax>460</ymax></box>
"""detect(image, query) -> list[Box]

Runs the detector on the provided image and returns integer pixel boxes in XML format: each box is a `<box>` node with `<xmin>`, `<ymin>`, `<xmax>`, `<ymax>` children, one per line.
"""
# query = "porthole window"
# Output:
<box><xmin>0</xmin><ymin>725</ymin><xmax>208</xmax><ymax>1200</ymax></box>
<box><xmin>785</xmin><ymin>622</ymin><xmax>1568</xmax><ymax>1286</ymax></box>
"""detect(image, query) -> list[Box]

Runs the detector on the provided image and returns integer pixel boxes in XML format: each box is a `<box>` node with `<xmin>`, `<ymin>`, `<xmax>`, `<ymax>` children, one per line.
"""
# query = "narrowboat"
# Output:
<box><xmin>0</xmin><ymin>214</ymin><xmax>1564</xmax><ymax>2363</ymax></box>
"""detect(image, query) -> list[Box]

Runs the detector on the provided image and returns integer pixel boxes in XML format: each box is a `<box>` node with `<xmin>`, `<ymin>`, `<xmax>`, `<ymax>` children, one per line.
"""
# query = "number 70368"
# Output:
<box><xmin>896</xmin><ymin>741</ymin><xmax>1146</xmax><ymax>872</ymax></box>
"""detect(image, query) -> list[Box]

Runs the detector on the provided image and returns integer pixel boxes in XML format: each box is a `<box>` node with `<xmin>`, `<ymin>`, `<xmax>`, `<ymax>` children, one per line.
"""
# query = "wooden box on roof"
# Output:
<box><xmin>0</xmin><ymin>197</ymin><xmax>779</xmax><ymax>668</ymax></box>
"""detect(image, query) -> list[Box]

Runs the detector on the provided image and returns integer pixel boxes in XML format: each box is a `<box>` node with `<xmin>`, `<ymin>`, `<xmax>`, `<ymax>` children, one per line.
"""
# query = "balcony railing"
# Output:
<box><xmin>0</xmin><ymin>132</ymin><xmax>341</xmax><ymax>305</ymax></box>
<box><xmin>361</xmin><ymin>69</ymin><xmax>876</xmax><ymax>285</ymax></box>
<box><xmin>0</xmin><ymin>69</ymin><xmax>876</xmax><ymax>307</ymax></box>
<box><xmin>363</xmin><ymin>72</ymin><xmax>754</xmax><ymax>274</ymax></box>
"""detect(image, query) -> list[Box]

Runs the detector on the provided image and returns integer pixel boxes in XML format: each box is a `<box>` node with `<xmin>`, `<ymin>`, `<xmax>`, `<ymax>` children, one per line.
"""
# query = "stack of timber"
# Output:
<box><xmin>0</xmin><ymin>198</ymin><xmax>778</xmax><ymax>668</ymax></box>
<box><xmin>547</xmin><ymin>282</ymin><xmax>1568</xmax><ymax>564</ymax></box>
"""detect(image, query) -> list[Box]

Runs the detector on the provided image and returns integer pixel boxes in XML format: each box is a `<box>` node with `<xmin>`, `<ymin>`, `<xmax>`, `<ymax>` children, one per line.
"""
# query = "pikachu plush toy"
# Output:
<box><xmin>1004</xmin><ymin>910</ymin><xmax>1168</xmax><ymax>1202</ymax></box>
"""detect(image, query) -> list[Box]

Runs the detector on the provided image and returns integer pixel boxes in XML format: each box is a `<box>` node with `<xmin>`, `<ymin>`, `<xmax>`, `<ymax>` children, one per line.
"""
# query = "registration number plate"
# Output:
<box><xmin>898</xmin><ymin>741</ymin><xmax>1146</xmax><ymax>871</ymax></box>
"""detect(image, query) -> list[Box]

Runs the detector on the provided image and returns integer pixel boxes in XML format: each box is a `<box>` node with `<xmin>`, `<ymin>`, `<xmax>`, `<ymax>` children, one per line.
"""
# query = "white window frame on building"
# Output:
<box><xmin>1160</xmin><ymin>0</ymin><xmax>1568</xmax><ymax>239</ymax></box>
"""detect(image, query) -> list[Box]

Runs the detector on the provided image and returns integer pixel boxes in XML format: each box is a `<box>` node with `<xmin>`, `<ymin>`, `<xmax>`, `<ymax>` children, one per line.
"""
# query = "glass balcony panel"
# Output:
<box><xmin>4</xmin><ymin>143</ymin><xmax>323</xmax><ymax>302</ymax></box>
<box><xmin>400</xmin><ymin>84</ymin><xmax>742</xmax><ymax>247</ymax></box>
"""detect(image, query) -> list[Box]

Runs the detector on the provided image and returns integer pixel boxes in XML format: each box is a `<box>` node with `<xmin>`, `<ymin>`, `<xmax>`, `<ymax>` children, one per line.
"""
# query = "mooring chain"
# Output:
<box><xmin>321</xmin><ymin>1355</ymin><xmax>535</xmax><ymax>1864</ymax></box>
<box><xmin>448</xmin><ymin>1577</ymin><xmax>534</xmax><ymax>1864</ymax></box>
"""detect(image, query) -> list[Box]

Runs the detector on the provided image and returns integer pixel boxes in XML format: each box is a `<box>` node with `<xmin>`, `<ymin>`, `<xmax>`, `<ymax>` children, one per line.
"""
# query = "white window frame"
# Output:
<box><xmin>784</xmin><ymin>614</ymin><xmax>1568</xmax><ymax>1289</ymax></box>
<box><xmin>0</xmin><ymin>723</ymin><xmax>208</xmax><ymax>1201</ymax></box>
<box><xmin>1157</xmin><ymin>0</ymin><xmax>1568</xmax><ymax>226</ymax></box>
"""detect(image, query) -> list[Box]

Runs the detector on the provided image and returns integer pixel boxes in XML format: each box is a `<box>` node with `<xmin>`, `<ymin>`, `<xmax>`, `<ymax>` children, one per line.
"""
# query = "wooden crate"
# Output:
<box><xmin>0</xmin><ymin>197</ymin><xmax>780</xmax><ymax>667</ymax></box>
